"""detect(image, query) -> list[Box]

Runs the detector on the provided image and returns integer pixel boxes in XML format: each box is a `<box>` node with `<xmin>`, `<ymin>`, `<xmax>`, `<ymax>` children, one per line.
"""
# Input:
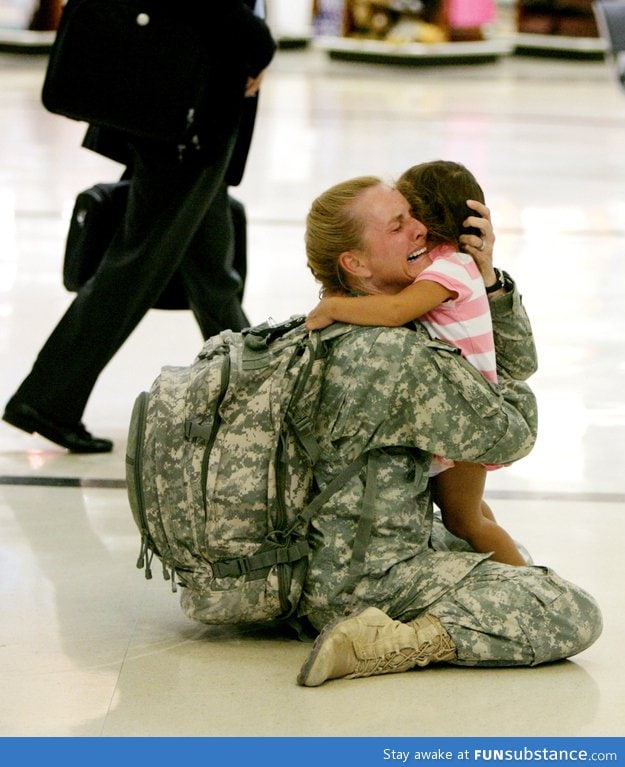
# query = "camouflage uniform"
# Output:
<box><xmin>299</xmin><ymin>283</ymin><xmax>602</xmax><ymax>665</ymax></box>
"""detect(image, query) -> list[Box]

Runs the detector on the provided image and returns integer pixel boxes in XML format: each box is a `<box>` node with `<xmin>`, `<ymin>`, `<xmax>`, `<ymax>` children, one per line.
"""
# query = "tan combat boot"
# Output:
<box><xmin>297</xmin><ymin>606</ymin><xmax>457</xmax><ymax>687</ymax></box>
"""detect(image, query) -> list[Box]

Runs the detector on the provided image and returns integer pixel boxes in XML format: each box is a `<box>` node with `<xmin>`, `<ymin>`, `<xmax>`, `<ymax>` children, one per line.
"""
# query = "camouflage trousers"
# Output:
<box><xmin>397</xmin><ymin>561</ymin><xmax>602</xmax><ymax>667</ymax></box>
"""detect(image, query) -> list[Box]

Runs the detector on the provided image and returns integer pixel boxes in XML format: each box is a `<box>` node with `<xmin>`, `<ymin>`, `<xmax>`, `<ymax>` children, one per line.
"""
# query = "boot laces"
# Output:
<box><xmin>348</xmin><ymin>630</ymin><xmax>456</xmax><ymax>678</ymax></box>
<box><xmin>350</xmin><ymin>647</ymin><xmax>422</xmax><ymax>678</ymax></box>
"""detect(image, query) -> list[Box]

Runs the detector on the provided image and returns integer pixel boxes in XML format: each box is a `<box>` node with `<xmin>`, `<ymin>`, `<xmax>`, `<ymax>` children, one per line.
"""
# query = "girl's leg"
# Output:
<box><xmin>432</xmin><ymin>462</ymin><xmax>526</xmax><ymax>566</ymax></box>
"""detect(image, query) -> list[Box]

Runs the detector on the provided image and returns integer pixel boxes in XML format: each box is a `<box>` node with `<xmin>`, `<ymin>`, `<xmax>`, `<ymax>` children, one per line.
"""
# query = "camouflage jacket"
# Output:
<box><xmin>299</xmin><ymin>283</ymin><xmax>538</xmax><ymax>630</ymax></box>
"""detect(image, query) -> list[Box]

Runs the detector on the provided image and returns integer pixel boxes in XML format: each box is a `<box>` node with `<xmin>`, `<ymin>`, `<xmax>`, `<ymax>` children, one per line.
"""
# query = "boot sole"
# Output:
<box><xmin>296</xmin><ymin>606</ymin><xmax>368</xmax><ymax>687</ymax></box>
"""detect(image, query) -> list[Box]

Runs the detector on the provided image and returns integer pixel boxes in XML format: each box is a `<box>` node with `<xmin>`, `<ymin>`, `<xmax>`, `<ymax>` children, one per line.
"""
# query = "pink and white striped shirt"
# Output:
<box><xmin>414</xmin><ymin>244</ymin><xmax>497</xmax><ymax>384</ymax></box>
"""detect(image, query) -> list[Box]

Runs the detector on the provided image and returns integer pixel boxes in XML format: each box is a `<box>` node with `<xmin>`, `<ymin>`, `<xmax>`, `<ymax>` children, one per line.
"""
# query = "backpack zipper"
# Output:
<box><xmin>126</xmin><ymin>391</ymin><xmax>156</xmax><ymax>578</ymax></box>
<box><xmin>200</xmin><ymin>349</ymin><xmax>231</xmax><ymax>513</ymax></box>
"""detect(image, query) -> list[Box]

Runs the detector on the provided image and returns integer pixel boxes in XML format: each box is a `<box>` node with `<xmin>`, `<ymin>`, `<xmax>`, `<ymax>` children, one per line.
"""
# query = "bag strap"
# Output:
<box><xmin>211</xmin><ymin>452</ymin><xmax>368</xmax><ymax>578</ymax></box>
<box><xmin>208</xmin><ymin>321</ymin><xmax>376</xmax><ymax>580</ymax></box>
<box><xmin>211</xmin><ymin>539</ymin><xmax>311</xmax><ymax>578</ymax></box>
<box><xmin>285</xmin><ymin>322</ymin><xmax>356</xmax><ymax>465</ymax></box>
<box><xmin>337</xmin><ymin>448</ymin><xmax>383</xmax><ymax>597</ymax></box>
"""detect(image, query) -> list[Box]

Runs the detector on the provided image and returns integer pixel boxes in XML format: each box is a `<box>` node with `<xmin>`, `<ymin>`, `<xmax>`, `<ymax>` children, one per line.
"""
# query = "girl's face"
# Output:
<box><xmin>348</xmin><ymin>185</ymin><xmax>429</xmax><ymax>295</ymax></box>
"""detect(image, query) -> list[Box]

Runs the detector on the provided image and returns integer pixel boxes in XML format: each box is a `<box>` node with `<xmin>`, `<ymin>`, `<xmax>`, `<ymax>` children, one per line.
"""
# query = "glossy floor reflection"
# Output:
<box><xmin>1</xmin><ymin>45</ymin><xmax>624</xmax><ymax>737</ymax></box>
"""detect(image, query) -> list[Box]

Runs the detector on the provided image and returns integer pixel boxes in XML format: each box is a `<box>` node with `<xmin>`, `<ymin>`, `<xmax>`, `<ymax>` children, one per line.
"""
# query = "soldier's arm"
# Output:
<box><xmin>488</xmin><ymin>273</ymin><xmax>538</xmax><ymax>381</ymax></box>
<box><xmin>385</xmin><ymin>330</ymin><xmax>538</xmax><ymax>467</ymax></box>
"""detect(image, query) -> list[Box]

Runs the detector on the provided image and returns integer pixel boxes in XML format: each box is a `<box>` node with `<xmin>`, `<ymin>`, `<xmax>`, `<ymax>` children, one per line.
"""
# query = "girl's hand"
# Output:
<box><xmin>306</xmin><ymin>300</ymin><xmax>334</xmax><ymax>330</ymax></box>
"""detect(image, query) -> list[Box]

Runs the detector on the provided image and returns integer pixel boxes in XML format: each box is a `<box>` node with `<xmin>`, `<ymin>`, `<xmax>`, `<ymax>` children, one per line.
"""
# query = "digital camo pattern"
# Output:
<box><xmin>421</xmin><ymin>559</ymin><xmax>602</xmax><ymax>666</ymax></box>
<box><xmin>298</xmin><ymin>289</ymin><xmax>601</xmax><ymax>663</ymax></box>
<box><xmin>488</xmin><ymin>276</ymin><xmax>538</xmax><ymax>382</ymax></box>
<box><xmin>127</xmin><ymin>287</ymin><xmax>601</xmax><ymax>661</ymax></box>
<box><xmin>126</xmin><ymin>320</ymin><xmax>346</xmax><ymax>625</ymax></box>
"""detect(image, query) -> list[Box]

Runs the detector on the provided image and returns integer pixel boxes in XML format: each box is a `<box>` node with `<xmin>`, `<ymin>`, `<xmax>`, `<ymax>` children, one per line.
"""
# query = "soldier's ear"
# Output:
<box><xmin>339</xmin><ymin>249</ymin><xmax>372</xmax><ymax>278</ymax></box>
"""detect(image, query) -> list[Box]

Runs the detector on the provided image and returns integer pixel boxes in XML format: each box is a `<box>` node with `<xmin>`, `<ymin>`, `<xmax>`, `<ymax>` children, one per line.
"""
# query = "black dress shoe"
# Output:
<box><xmin>2</xmin><ymin>401</ymin><xmax>113</xmax><ymax>453</ymax></box>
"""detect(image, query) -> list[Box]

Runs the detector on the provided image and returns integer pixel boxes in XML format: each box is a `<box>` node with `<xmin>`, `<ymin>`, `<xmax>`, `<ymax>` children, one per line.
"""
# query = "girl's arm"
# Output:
<box><xmin>306</xmin><ymin>279</ymin><xmax>454</xmax><ymax>330</ymax></box>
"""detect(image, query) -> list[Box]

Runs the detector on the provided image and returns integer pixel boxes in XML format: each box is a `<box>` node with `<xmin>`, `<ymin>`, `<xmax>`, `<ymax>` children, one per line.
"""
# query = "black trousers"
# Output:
<box><xmin>10</xmin><ymin>139</ymin><xmax>248</xmax><ymax>425</ymax></box>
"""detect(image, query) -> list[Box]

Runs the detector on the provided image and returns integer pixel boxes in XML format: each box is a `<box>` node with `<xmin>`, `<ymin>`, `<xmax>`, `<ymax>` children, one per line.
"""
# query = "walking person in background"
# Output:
<box><xmin>3</xmin><ymin>1</ymin><xmax>275</xmax><ymax>453</ymax></box>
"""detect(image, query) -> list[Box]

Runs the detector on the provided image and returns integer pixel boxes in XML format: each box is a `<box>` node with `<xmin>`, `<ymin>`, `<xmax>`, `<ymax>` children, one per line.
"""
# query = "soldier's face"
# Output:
<box><xmin>352</xmin><ymin>185</ymin><xmax>429</xmax><ymax>295</ymax></box>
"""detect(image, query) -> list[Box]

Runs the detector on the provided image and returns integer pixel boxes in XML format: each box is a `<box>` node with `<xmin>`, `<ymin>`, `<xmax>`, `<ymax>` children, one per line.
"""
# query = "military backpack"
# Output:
<box><xmin>126</xmin><ymin>317</ymin><xmax>364</xmax><ymax>627</ymax></box>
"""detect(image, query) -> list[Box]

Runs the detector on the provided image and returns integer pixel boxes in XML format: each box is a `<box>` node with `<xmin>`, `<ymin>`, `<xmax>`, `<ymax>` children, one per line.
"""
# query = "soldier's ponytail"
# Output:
<box><xmin>305</xmin><ymin>176</ymin><xmax>381</xmax><ymax>295</ymax></box>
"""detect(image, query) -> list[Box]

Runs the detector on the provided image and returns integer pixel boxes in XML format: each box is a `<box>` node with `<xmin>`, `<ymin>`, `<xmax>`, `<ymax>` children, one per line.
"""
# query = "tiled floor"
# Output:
<box><xmin>1</xmin><ymin>41</ymin><xmax>624</xmax><ymax>737</ymax></box>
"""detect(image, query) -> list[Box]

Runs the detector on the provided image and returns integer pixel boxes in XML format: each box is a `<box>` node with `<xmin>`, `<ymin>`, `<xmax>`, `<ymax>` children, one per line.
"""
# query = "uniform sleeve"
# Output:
<box><xmin>489</xmin><ymin>272</ymin><xmax>538</xmax><ymax>381</ymax></box>
<box><xmin>383</xmin><ymin>329</ymin><xmax>538</xmax><ymax>467</ymax></box>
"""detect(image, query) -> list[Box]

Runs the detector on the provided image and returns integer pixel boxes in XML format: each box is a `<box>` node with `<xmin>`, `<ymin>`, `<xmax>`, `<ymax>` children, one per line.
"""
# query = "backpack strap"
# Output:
<box><xmin>286</xmin><ymin>322</ymin><xmax>356</xmax><ymax>465</ymax></box>
<box><xmin>243</xmin><ymin>315</ymin><xmax>306</xmax><ymax>348</ymax></box>
<box><xmin>294</xmin><ymin>452</ymin><xmax>367</xmax><ymax>529</ymax></box>
<box><xmin>210</xmin><ymin>322</ymin><xmax>370</xmax><ymax>581</ymax></box>
<box><xmin>211</xmin><ymin>539</ymin><xmax>311</xmax><ymax>578</ymax></box>
<box><xmin>286</xmin><ymin>411</ymin><xmax>320</xmax><ymax>465</ymax></box>
<box><xmin>210</xmin><ymin>452</ymin><xmax>368</xmax><ymax>578</ymax></box>
<box><xmin>337</xmin><ymin>448</ymin><xmax>384</xmax><ymax>597</ymax></box>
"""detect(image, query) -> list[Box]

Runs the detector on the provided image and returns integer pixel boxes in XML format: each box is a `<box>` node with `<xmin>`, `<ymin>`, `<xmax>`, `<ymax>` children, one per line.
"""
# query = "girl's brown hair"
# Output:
<box><xmin>397</xmin><ymin>161</ymin><xmax>485</xmax><ymax>249</ymax></box>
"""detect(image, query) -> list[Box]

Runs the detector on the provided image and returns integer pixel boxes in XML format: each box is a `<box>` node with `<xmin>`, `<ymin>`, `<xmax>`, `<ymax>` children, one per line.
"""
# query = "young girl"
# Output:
<box><xmin>306</xmin><ymin>160</ymin><xmax>527</xmax><ymax>566</ymax></box>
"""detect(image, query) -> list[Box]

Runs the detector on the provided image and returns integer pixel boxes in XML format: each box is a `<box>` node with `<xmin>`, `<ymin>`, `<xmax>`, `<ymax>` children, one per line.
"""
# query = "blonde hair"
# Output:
<box><xmin>305</xmin><ymin>176</ymin><xmax>382</xmax><ymax>294</ymax></box>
